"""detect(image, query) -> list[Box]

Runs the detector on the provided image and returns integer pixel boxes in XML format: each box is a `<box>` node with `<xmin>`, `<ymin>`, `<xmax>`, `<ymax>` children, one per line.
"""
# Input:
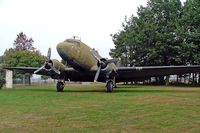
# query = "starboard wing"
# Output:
<box><xmin>116</xmin><ymin>65</ymin><xmax>200</xmax><ymax>82</ymax></box>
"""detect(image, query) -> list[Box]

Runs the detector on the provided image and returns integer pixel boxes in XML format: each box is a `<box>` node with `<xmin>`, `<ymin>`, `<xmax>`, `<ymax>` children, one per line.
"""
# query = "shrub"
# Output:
<box><xmin>0</xmin><ymin>76</ymin><xmax>6</xmax><ymax>89</ymax></box>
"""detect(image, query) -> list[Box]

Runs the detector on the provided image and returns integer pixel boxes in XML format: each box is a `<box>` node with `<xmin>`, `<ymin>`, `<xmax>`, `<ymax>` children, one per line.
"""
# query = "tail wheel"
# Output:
<box><xmin>106</xmin><ymin>80</ymin><xmax>114</xmax><ymax>92</ymax></box>
<box><xmin>56</xmin><ymin>81</ymin><xmax>64</xmax><ymax>92</ymax></box>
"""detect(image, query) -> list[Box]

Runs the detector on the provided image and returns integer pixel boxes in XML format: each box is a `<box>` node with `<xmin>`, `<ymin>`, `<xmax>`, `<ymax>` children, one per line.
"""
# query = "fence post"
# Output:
<box><xmin>6</xmin><ymin>70</ymin><xmax>13</xmax><ymax>88</ymax></box>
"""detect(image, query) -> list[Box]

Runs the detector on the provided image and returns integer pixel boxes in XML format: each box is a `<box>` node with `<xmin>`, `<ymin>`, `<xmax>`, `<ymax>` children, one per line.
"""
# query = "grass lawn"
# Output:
<box><xmin>0</xmin><ymin>84</ymin><xmax>200</xmax><ymax>133</ymax></box>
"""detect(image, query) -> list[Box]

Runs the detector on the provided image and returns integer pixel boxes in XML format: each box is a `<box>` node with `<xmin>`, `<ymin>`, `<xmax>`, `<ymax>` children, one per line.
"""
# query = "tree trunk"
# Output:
<box><xmin>192</xmin><ymin>73</ymin><xmax>195</xmax><ymax>85</ymax></box>
<box><xmin>28</xmin><ymin>75</ymin><xmax>31</xmax><ymax>85</ymax></box>
<box><xmin>179</xmin><ymin>75</ymin><xmax>182</xmax><ymax>83</ymax></box>
<box><xmin>23</xmin><ymin>75</ymin><xmax>25</xmax><ymax>84</ymax></box>
<box><xmin>198</xmin><ymin>73</ymin><xmax>200</xmax><ymax>84</ymax></box>
<box><xmin>165</xmin><ymin>76</ymin><xmax>169</xmax><ymax>86</ymax></box>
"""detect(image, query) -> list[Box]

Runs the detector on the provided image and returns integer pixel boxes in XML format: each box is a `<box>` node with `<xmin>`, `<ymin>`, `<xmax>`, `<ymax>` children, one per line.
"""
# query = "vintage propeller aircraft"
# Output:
<box><xmin>5</xmin><ymin>37</ymin><xmax>200</xmax><ymax>92</ymax></box>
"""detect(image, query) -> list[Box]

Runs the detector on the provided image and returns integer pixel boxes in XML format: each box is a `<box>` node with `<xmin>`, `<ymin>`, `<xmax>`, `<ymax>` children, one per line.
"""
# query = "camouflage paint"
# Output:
<box><xmin>57</xmin><ymin>39</ymin><xmax>98</xmax><ymax>70</ymax></box>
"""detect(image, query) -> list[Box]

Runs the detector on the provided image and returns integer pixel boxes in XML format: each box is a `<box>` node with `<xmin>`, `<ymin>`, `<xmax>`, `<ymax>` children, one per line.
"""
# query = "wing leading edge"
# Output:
<box><xmin>4</xmin><ymin>67</ymin><xmax>38</xmax><ymax>73</ymax></box>
<box><xmin>3</xmin><ymin>67</ymin><xmax>51</xmax><ymax>76</ymax></box>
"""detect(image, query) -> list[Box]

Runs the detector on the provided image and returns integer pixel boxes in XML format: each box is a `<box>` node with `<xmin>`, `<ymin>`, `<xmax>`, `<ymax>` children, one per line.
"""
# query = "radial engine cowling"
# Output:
<box><xmin>97</xmin><ymin>58</ymin><xmax>108</xmax><ymax>69</ymax></box>
<box><xmin>50</xmin><ymin>59</ymin><xmax>67</xmax><ymax>72</ymax></box>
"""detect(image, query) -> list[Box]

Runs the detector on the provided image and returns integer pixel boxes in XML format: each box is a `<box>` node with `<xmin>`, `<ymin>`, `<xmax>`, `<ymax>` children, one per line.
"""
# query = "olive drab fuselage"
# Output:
<box><xmin>56</xmin><ymin>38</ymin><xmax>116</xmax><ymax>72</ymax></box>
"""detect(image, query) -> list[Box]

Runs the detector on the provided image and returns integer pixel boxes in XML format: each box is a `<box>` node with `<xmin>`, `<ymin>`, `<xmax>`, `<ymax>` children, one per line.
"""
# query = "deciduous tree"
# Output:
<box><xmin>14</xmin><ymin>32</ymin><xmax>35</xmax><ymax>51</ymax></box>
<box><xmin>4</xmin><ymin>32</ymin><xmax>46</xmax><ymax>84</ymax></box>
<box><xmin>110</xmin><ymin>0</ymin><xmax>200</xmax><ymax>84</ymax></box>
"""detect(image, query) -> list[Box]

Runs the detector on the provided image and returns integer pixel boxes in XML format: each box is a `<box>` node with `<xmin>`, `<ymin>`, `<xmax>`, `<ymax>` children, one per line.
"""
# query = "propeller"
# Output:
<box><xmin>34</xmin><ymin>48</ymin><xmax>60</xmax><ymax>75</ymax></box>
<box><xmin>34</xmin><ymin>65</ymin><xmax>45</xmax><ymax>74</ymax></box>
<box><xmin>47</xmin><ymin>48</ymin><xmax>51</xmax><ymax>62</ymax></box>
<box><xmin>91</xmin><ymin>49</ymin><xmax>118</xmax><ymax>82</ymax></box>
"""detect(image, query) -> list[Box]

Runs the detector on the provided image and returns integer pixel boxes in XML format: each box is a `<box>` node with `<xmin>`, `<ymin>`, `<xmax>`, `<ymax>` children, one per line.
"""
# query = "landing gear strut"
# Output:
<box><xmin>114</xmin><ymin>83</ymin><xmax>117</xmax><ymax>88</ymax></box>
<box><xmin>56</xmin><ymin>81</ymin><xmax>65</xmax><ymax>92</ymax></box>
<box><xmin>106</xmin><ymin>80</ymin><xmax>114</xmax><ymax>92</ymax></box>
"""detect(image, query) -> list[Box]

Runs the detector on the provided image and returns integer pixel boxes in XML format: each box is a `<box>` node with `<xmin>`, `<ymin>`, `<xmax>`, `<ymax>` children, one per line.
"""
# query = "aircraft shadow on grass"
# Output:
<box><xmin>16</xmin><ymin>87</ymin><xmax>200</xmax><ymax>93</ymax></box>
<box><xmin>114</xmin><ymin>89</ymin><xmax>200</xmax><ymax>93</ymax></box>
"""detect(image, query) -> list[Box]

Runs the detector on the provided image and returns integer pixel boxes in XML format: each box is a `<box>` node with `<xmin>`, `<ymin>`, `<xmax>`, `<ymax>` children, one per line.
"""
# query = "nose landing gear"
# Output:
<box><xmin>106</xmin><ymin>80</ymin><xmax>115</xmax><ymax>92</ymax></box>
<box><xmin>56</xmin><ymin>81</ymin><xmax>65</xmax><ymax>92</ymax></box>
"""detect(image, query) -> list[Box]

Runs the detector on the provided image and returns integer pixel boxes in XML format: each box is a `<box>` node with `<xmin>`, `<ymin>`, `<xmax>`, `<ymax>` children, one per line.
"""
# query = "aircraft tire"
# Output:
<box><xmin>106</xmin><ymin>81</ymin><xmax>114</xmax><ymax>92</ymax></box>
<box><xmin>56</xmin><ymin>81</ymin><xmax>64</xmax><ymax>92</ymax></box>
<box><xmin>114</xmin><ymin>84</ymin><xmax>117</xmax><ymax>88</ymax></box>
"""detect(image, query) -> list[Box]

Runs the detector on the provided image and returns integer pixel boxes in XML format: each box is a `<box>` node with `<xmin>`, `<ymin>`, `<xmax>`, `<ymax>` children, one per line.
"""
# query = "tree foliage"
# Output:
<box><xmin>14</xmin><ymin>32</ymin><xmax>35</xmax><ymax>51</ymax></box>
<box><xmin>110</xmin><ymin>0</ymin><xmax>200</xmax><ymax>67</ymax></box>
<box><xmin>3</xmin><ymin>32</ymin><xmax>46</xmax><ymax>83</ymax></box>
<box><xmin>0</xmin><ymin>58</ymin><xmax>5</xmax><ymax>89</ymax></box>
<box><xmin>4</xmin><ymin>49</ymin><xmax>46</xmax><ymax>80</ymax></box>
<box><xmin>4</xmin><ymin>50</ymin><xmax>45</xmax><ymax>68</ymax></box>
<box><xmin>0</xmin><ymin>56</ymin><xmax>4</xmax><ymax>64</ymax></box>
<box><xmin>0</xmin><ymin>75</ymin><xmax>5</xmax><ymax>89</ymax></box>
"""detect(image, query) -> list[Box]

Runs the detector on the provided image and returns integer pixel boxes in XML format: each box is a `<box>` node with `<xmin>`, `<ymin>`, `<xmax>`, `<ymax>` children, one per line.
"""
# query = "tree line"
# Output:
<box><xmin>110</xmin><ymin>0</ymin><xmax>200</xmax><ymax>84</ymax></box>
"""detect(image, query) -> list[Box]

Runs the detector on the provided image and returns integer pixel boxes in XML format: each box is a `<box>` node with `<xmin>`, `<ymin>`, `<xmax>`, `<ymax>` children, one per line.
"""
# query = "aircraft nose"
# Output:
<box><xmin>57</xmin><ymin>42</ymin><xmax>73</xmax><ymax>60</ymax></box>
<box><xmin>57</xmin><ymin>42</ymin><xmax>73</xmax><ymax>52</ymax></box>
<box><xmin>57</xmin><ymin>42</ymin><xmax>65</xmax><ymax>51</ymax></box>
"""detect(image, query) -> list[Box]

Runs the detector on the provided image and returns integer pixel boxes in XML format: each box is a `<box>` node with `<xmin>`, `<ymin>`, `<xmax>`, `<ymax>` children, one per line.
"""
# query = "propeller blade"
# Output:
<box><xmin>47</xmin><ymin>48</ymin><xmax>51</xmax><ymax>61</ymax></box>
<box><xmin>50</xmin><ymin>66</ymin><xmax>60</xmax><ymax>75</ymax></box>
<box><xmin>94</xmin><ymin>66</ymin><xmax>101</xmax><ymax>82</ymax></box>
<box><xmin>34</xmin><ymin>65</ymin><xmax>45</xmax><ymax>74</ymax></box>
<box><xmin>91</xmin><ymin>49</ymin><xmax>101</xmax><ymax>62</ymax></box>
<box><xmin>105</xmin><ymin>58</ymin><xmax>118</xmax><ymax>64</ymax></box>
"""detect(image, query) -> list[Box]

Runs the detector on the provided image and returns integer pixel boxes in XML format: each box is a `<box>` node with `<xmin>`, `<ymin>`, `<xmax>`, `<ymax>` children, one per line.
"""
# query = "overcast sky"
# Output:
<box><xmin>0</xmin><ymin>0</ymin><xmax>185</xmax><ymax>60</ymax></box>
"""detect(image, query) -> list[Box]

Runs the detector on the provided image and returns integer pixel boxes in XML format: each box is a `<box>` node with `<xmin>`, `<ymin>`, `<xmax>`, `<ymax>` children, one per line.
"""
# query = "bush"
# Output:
<box><xmin>0</xmin><ymin>76</ymin><xmax>6</xmax><ymax>89</ymax></box>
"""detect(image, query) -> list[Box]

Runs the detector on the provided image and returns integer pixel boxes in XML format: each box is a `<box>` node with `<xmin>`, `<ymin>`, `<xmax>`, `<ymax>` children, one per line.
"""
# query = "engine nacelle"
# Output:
<box><xmin>50</xmin><ymin>59</ymin><xmax>67</xmax><ymax>72</ymax></box>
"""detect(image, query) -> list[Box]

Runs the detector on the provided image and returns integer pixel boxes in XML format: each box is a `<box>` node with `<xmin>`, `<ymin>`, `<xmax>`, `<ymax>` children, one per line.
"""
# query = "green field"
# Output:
<box><xmin>0</xmin><ymin>85</ymin><xmax>200</xmax><ymax>133</ymax></box>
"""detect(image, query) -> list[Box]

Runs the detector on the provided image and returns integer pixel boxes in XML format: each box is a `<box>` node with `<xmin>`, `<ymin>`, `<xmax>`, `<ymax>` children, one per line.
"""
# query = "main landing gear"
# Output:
<box><xmin>56</xmin><ymin>81</ymin><xmax>65</xmax><ymax>92</ymax></box>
